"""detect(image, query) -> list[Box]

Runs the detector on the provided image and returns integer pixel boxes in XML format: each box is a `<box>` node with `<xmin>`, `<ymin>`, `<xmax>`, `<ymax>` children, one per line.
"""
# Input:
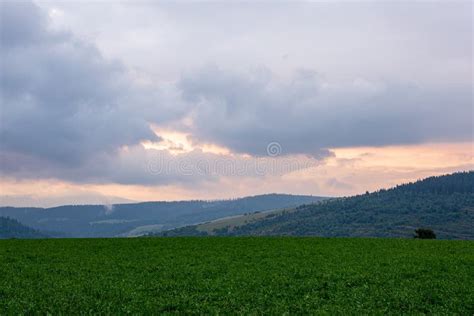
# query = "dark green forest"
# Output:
<box><xmin>0</xmin><ymin>217</ymin><xmax>47</xmax><ymax>239</ymax></box>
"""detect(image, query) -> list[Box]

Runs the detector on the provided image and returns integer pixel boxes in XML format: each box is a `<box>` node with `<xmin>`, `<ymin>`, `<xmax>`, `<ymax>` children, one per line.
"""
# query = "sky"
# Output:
<box><xmin>0</xmin><ymin>0</ymin><xmax>472</xmax><ymax>207</ymax></box>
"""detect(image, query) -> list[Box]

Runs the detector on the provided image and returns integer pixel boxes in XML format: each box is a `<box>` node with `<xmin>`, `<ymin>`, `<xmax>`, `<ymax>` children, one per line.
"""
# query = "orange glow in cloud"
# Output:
<box><xmin>332</xmin><ymin>142</ymin><xmax>473</xmax><ymax>170</ymax></box>
<box><xmin>286</xmin><ymin>142</ymin><xmax>473</xmax><ymax>196</ymax></box>
<box><xmin>143</xmin><ymin>125</ymin><xmax>231</xmax><ymax>155</ymax></box>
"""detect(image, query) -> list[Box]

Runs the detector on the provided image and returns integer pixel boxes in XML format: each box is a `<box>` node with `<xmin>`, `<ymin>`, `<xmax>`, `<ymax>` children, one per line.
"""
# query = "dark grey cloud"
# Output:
<box><xmin>177</xmin><ymin>65</ymin><xmax>472</xmax><ymax>157</ymax></box>
<box><xmin>0</xmin><ymin>1</ymin><xmax>48</xmax><ymax>47</ymax></box>
<box><xmin>0</xmin><ymin>144</ymin><xmax>320</xmax><ymax>186</ymax></box>
<box><xmin>0</xmin><ymin>1</ymin><xmax>162</xmax><ymax>167</ymax></box>
<box><xmin>0</xmin><ymin>146</ymin><xmax>206</xmax><ymax>185</ymax></box>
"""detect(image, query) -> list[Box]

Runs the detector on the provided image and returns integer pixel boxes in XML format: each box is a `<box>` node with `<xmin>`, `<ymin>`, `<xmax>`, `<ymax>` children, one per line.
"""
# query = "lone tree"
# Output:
<box><xmin>414</xmin><ymin>228</ymin><xmax>436</xmax><ymax>239</ymax></box>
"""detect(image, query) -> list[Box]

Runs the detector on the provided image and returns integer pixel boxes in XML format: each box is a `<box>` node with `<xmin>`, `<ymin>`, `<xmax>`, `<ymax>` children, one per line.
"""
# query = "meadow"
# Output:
<box><xmin>0</xmin><ymin>237</ymin><xmax>473</xmax><ymax>314</ymax></box>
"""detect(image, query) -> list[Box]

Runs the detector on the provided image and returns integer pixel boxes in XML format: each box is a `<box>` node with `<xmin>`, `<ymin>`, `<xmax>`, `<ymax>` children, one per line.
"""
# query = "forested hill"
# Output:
<box><xmin>0</xmin><ymin>194</ymin><xmax>326</xmax><ymax>237</ymax></box>
<box><xmin>0</xmin><ymin>217</ymin><xmax>47</xmax><ymax>239</ymax></box>
<box><xmin>163</xmin><ymin>172</ymin><xmax>474</xmax><ymax>239</ymax></box>
<box><xmin>388</xmin><ymin>172</ymin><xmax>473</xmax><ymax>194</ymax></box>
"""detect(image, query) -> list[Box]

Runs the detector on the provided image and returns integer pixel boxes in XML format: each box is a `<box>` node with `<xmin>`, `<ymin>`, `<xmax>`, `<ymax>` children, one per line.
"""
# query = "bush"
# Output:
<box><xmin>414</xmin><ymin>228</ymin><xmax>436</xmax><ymax>239</ymax></box>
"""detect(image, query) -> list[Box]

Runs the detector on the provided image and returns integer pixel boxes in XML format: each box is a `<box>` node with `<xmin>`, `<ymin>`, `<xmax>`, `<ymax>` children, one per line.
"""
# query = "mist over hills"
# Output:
<box><xmin>0</xmin><ymin>194</ymin><xmax>325</xmax><ymax>238</ymax></box>
<box><xmin>158</xmin><ymin>172</ymin><xmax>474</xmax><ymax>239</ymax></box>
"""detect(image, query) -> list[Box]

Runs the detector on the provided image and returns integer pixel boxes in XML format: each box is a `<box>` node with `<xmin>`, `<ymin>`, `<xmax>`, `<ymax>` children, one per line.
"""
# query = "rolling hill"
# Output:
<box><xmin>0</xmin><ymin>194</ymin><xmax>326</xmax><ymax>238</ymax></box>
<box><xmin>158</xmin><ymin>172</ymin><xmax>474</xmax><ymax>239</ymax></box>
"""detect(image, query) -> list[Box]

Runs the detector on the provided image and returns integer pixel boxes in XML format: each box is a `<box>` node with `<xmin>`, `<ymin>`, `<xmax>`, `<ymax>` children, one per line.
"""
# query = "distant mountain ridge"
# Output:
<box><xmin>159</xmin><ymin>172</ymin><xmax>474</xmax><ymax>239</ymax></box>
<box><xmin>0</xmin><ymin>217</ymin><xmax>47</xmax><ymax>239</ymax></box>
<box><xmin>0</xmin><ymin>194</ymin><xmax>326</xmax><ymax>238</ymax></box>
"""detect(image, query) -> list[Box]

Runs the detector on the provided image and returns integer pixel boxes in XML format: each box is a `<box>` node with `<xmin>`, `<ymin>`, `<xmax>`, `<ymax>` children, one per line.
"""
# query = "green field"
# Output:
<box><xmin>1</xmin><ymin>238</ymin><xmax>473</xmax><ymax>314</ymax></box>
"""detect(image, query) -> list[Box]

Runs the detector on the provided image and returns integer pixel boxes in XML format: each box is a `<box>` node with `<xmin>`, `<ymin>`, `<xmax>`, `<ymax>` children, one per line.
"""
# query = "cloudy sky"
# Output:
<box><xmin>0</xmin><ymin>0</ymin><xmax>472</xmax><ymax>207</ymax></box>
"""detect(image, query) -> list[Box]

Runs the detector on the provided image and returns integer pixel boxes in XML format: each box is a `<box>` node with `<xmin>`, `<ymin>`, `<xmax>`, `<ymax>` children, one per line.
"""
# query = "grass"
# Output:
<box><xmin>195</xmin><ymin>208</ymin><xmax>294</xmax><ymax>234</ymax></box>
<box><xmin>0</xmin><ymin>237</ymin><xmax>473</xmax><ymax>314</ymax></box>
